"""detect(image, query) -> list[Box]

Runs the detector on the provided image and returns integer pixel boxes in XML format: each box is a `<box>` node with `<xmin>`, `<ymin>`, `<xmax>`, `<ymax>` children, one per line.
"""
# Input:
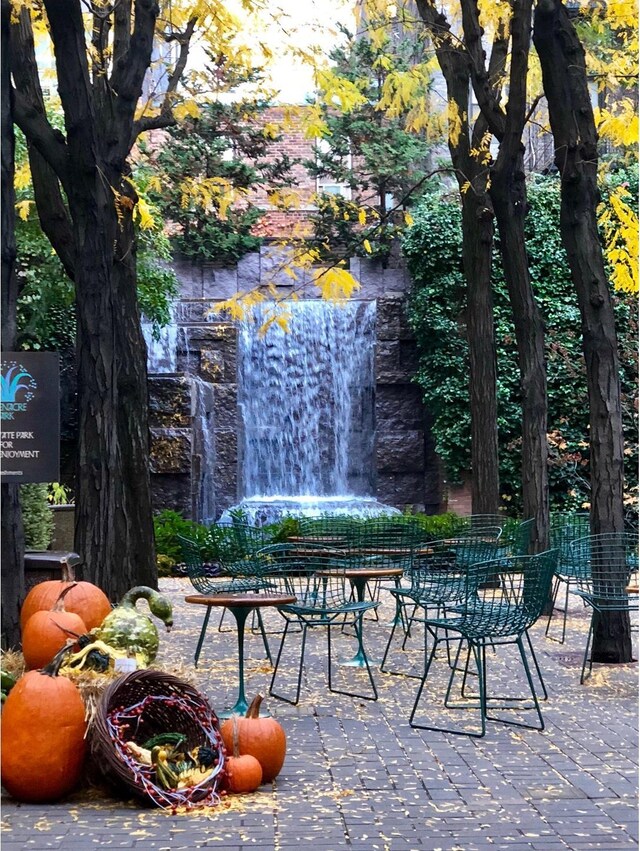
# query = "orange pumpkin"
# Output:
<box><xmin>224</xmin><ymin>716</ymin><xmax>263</xmax><ymax>794</ymax></box>
<box><xmin>20</xmin><ymin>569</ymin><xmax>111</xmax><ymax>631</ymax></box>
<box><xmin>220</xmin><ymin>694</ymin><xmax>286</xmax><ymax>783</ymax></box>
<box><xmin>1</xmin><ymin>647</ymin><xmax>87</xmax><ymax>802</ymax></box>
<box><xmin>226</xmin><ymin>753</ymin><xmax>263</xmax><ymax>794</ymax></box>
<box><xmin>22</xmin><ymin>586</ymin><xmax>87</xmax><ymax>670</ymax></box>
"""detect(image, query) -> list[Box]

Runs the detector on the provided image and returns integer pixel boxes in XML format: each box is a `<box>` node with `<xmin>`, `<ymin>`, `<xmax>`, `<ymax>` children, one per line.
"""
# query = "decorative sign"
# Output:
<box><xmin>1</xmin><ymin>352</ymin><xmax>60</xmax><ymax>484</ymax></box>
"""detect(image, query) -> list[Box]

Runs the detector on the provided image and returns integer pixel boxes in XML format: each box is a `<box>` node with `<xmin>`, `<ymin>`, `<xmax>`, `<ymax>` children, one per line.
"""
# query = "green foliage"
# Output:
<box><xmin>47</xmin><ymin>482</ymin><xmax>73</xmax><ymax>505</ymax></box>
<box><xmin>136</xmin><ymin>229</ymin><xmax>180</xmax><ymax>338</ymax></box>
<box><xmin>20</xmin><ymin>484</ymin><xmax>54</xmax><ymax>550</ymax></box>
<box><xmin>404</xmin><ymin>175</ymin><xmax>639</xmax><ymax>517</ymax></box>
<box><xmin>15</xmin><ymin>217</ymin><xmax>75</xmax><ymax>353</ymax></box>
<box><xmin>399</xmin><ymin>511</ymin><xmax>477</xmax><ymax>540</ymax></box>
<box><xmin>14</xmin><ymin>127</ymin><xmax>178</xmax><ymax>350</ymax></box>
<box><xmin>153</xmin><ymin>510</ymin><xmax>213</xmax><ymax>563</ymax></box>
<box><xmin>261</xmin><ymin>516</ymin><xmax>301</xmax><ymax>542</ymax></box>
<box><xmin>304</xmin><ymin>28</ymin><xmax>433</xmax><ymax>264</ymax></box>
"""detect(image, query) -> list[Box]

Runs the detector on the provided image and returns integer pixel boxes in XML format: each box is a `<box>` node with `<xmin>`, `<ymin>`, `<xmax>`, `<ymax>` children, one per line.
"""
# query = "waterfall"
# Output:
<box><xmin>239</xmin><ymin>300</ymin><xmax>376</xmax><ymax>499</ymax></box>
<box><xmin>142</xmin><ymin>305</ymin><xmax>178</xmax><ymax>374</ymax></box>
<box><xmin>191</xmin><ymin>377</ymin><xmax>216</xmax><ymax>525</ymax></box>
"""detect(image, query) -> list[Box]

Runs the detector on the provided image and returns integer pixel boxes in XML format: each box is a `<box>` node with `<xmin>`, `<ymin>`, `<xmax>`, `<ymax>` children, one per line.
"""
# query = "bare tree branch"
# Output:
<box><xmin>9</xmin><ymin>6</ymin><xmax>71</xmax><ymax>187</ymax></box>
<box><xmin>29</xmin><ymin>146</ymin><xmax>76</xmax><ymax>279</ymax></box>
<box><xmin>498</xmin><ymin>0</ymin><xmax>533</xmax><ymax>163</ymax></box>
<box><xmin>113</xmin><ymin>0</ymin><xmax>132</xmax><ymax>66</ymax></box>
<box><xmin>91</xmin><ymin>1</ymin><xmax>112</xmax><ymax>89</ymax></box>
<box><xmin>132</xmin><ymin>16</ymin><xmax>197</xmax><ymax>143</ymax></box>
<box><xmin>110</xmin><ymin>0</ymin><xmax>158</xmax><ymax>159</ymax></box>
<box><xmin>459</xmin><ymin>0</ymin><xmax>507</xmax><ymax>140</ymax></box>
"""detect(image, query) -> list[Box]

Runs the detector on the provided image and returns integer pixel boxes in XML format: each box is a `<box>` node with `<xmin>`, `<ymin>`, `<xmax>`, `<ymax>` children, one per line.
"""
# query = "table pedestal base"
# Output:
<box><xmin>339</xmin><ymin>651</ymin><xmax>382</xmax><ymax>668</ymax></box>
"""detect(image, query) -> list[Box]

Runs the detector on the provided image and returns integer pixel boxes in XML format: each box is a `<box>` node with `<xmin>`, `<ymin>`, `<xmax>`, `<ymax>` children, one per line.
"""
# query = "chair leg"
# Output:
<box><xmin>580</xmin><ymin>617</ymin><xmax>595</xmax><ymax>684</ymax></box>
<box><xmin>194</xmin><ymin>605</ymin><xmax>212</xmax><ymax>668</ymax></box>
<box><xmin>342</xmin><ymin>581</ymin><xmax>380</xmax><ymax>632</ymax></box>
<box><xmin>459</xmin><ymin>642</ymin><xmax>475</xmax><ymax>698</ymax></box>
<box><xmin>524</xmin><ymin>628</ymin><xmax>548</xmax><ymax>700</ymax></box>
<box><xmin>269</xmin><ymin>620</ymin><xmax>307</xmax><ymax>706</ymax></box>
<box><xmin>483</xmin><ymin>636</ymin><xmax>546</xmax><ymax>732</ymax></box>
<box><xmin>380</xmin><ymin>600</ymin><xmax>422</xmax><ymax>679</ymax></box>
<box><xmin>545</xmin><ymin>576</ymin><xmax>571</xmax><ymax>644</ymax></box>
<box><xmin>255</xmin><ymin>608</ymin><xmax>272</xmax><ymax>664</ymax></box>
<box><xmin>401</xmin><ymin>603</ymin><xmax>419</xmax><ymax>649</ymax></box>
<box><xmin>444</xmin><ymin>638</ymin><xmax>467</xmax><ymax>706</ymax></box>
<box><xmin>217</xmin><ymin>606</ymin><xmax>231</xmax><ymax>633</ymax></box>
<box><xmin>410</xmin><ymin>630</ymin><xmax>485</xmax><ymax>737</ymax></box>
<box><xmin>328</xmin><ymin>616</ymin><xmax>378</xmax><ymax>701</ymax></box>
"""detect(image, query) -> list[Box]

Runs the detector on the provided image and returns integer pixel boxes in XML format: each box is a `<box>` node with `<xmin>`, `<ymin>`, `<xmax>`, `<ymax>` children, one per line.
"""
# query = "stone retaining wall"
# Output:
<box><xmin>148</xmin><ymin>249</ymin><xmax>444</xmax><ymax>520</ymax></box>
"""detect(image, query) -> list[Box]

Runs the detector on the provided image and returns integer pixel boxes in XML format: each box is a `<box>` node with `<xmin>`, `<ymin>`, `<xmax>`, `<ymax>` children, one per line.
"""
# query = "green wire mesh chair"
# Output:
<box><xmin>569</xmin><ymin>532</ymin><xmax>639</xmax><ymax>683</ymax></box>
<box><xmin>409</xmin><ymin>550</ymin><xmax>558</xmax><ymax>737</ymax></box>
<box><xmin>250</xmin><ymin>542</ymin><xmax>381</xmax><ymax>705</ymax></box>
<box><xmin>178</xmin><ymin>526</ymin><xmax>274</xmax><ymax>667</ymax></box>
<box><xmin>295</xmin><ymin>516</ymin><xmax>361</xmax><ymax>547</ymax></box>
<box><xmin>339</xmin><ymin>516</ymin><xmax>424</xmax><ymax>623</ymax></box>
<box><xmin>380</xmin><ymin>533</ymin><xmax>501</xmax><ymax>677</ymax></box>
<box><xmin>502</xmin><ymin>518</ymin><xmax>535</xmax><ymax>556</ymax></box>
<box><xmin>545</xmin><ymin>512</ymin><xmax>590</xmax><ymax>643</ymax></box>
<box><xmin>459</xmin><ymin>516</ymin><xmax>534</xmax><ymax>557</ymax></box>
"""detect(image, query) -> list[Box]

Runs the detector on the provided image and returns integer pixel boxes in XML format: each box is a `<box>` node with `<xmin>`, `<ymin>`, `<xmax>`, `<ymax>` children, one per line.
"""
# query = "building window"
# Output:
<box><xmin>315</xmin><ymin>139</ymin><xmax>352</xmax><ymax>200</ymax></box>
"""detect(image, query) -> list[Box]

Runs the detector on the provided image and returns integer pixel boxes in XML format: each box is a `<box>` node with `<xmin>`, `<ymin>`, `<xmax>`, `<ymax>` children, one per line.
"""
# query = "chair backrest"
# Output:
<box><xmin>177</xmin><ymin>524</ymin><xmax>272</xmax><ymax>593</ymax></box>
<box><xmin>409</xmin><ymin>534</ymin><xmax>503</xmax><ymax>603</ymax></box>
<box><xmin>177</xmin><ymin>532</ymin><xmax>221</xmax><ymax>594</ymax></box>
<box><xmin>506</xmin><ymin>518</ymin><xmax>534</xmax><ymax>556</ymax></box>
<box><xmin>221</xmin><ymin>523</ymin><xmax>271</xmax><ymax>560</ymax></box>
<box><xmin>465</xmin><ymin>514</ymin><xmax>510</xmax><ymax>530</ymax></box>
<box><xmin>569</xmin><ymin>532</ymin><xmax>639</xmax><ymax>605</ymax></box>
<box><xmin>347</xmin><ymin>516</ymin><xmax>424</xmax><ymax>560</ymax></box>
<box><xmin>250</xmin><ymin>542</ymin><xmax>354</xmax><ymax>611</ymax></box>
<box><xmin>457</xmin><ymin>550</ymin><xmax>559</xmax><ymax>638</ymax></box>
<box><xmin>295</xmin><ymin>516</ymin><xmax>359</xmax><ymax>547</ymax></box>
<box><xmin>549</xmin><ymin>513</ymin><xmax>590</xmax><ymax>572</ymax></box>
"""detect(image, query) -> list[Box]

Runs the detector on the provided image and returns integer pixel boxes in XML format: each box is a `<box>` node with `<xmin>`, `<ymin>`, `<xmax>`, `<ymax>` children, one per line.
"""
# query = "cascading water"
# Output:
<box><xmin>220</xmin><ymin>299</ymin><xmax>399</xmax><ymax>525</ymax></box>
<box><xmin>191</xmin><ymin>376</ymin><xmax>216</xmax><ymax>525</ymax></box>
<box><xmin>142</xmin><ymin>304</ymin><xmax>178</xmax><ymax>374</ymax></box>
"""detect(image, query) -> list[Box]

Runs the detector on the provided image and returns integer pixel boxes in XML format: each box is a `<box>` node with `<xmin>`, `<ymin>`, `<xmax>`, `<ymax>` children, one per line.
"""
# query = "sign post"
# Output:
<box><xmin>1</xmin><ymin>352</ymin><xmax>60</xmax><ymax>484</ymax></box>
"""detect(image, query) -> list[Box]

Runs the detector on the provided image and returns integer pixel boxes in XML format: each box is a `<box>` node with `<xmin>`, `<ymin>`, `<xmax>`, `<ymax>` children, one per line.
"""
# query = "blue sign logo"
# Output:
<box><xmin>1</xmin><ymin>362</ymin><xmax>37</xmax><ymax>419</ymax></box>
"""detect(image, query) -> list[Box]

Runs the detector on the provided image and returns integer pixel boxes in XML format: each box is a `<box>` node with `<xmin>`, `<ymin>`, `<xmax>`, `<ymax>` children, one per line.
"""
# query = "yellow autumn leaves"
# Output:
<box><xmin>208</xmin><ymin>263</ymin><xmax>360</xmax><ymax>335</ymax></box>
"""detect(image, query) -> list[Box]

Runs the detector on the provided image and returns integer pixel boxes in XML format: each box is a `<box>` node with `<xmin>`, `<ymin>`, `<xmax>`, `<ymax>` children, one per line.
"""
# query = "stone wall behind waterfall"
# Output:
<box><xmin>147</xmin><ymin>245</ymin><xmax>443</xmax><ymax>521</ymax></box>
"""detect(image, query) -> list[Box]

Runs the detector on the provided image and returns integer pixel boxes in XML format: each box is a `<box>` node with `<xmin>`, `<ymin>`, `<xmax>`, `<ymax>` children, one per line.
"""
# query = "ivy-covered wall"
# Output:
<box><xmin>403</xmin><ymin>174</ymin><xmax>639</xmax><ymax>522</ymax></box>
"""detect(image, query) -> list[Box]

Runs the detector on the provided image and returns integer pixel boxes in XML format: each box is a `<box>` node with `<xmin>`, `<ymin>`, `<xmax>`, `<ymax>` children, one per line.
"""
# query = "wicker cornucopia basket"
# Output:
<box><xmin>90</xmin><ymin>670</ymin><xmax>226</xmax><ymax>809</ymax></box>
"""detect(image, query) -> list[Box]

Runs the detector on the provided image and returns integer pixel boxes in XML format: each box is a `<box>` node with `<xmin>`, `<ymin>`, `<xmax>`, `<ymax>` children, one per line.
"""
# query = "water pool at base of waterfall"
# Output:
<box><xmin>218</xmin><ymin>494</ymin><xmax>400</xmax><ymax>526</ymax></box>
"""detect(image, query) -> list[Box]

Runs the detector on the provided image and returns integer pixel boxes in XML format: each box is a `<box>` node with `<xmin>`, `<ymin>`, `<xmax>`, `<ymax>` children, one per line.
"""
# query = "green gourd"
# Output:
<box><xmin>96</xmin><ymin>586</ymin><xmax>173</xmax><ymax>666</ymax></box>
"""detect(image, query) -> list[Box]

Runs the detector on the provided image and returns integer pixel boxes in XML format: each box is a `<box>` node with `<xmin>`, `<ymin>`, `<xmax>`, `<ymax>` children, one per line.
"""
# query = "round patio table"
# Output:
<box><xmin>338</xmin><ymin>566</ymin><xmax>404</xmax><ymax>668</ymax></box>
<box><xmin>185</xmin><ymin>592</ymin><xmax>296</xmax><ymax>717</ymax></box>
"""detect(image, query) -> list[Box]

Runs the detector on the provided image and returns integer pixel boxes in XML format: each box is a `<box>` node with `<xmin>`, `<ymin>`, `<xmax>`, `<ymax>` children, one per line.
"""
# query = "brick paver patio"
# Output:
<box><xmin>2</xmin><ymin>576</ymin><xmax>637</xmax><ymax>850</ymax></box>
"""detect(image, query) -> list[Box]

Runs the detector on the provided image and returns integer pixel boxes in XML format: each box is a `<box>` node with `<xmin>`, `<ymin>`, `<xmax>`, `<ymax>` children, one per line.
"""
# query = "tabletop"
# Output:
<box><xmin>317</xmin><ymin>566</ymin><xmax>404</xmax><ymax>580</ymax></box>
<box><xmin>185</xmin><ymin>593</ymin><xmax>296</xmax><ymax>608</ymax></box>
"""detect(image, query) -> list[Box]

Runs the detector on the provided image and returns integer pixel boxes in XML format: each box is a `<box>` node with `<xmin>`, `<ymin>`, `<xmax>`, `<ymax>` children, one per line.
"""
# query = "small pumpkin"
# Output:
<box><xmin>1</xmin><ymin>645</ymin><xmax>87</xmax><ymax>803</ymax></box>
<box><xmin>220</xmin><ymin>694</ymin><xmax>286</xmax><ymax>783</ymax></box>
<box><xmin>22</xmin><ymin>585</ymin><xmax>88</xmax><ymax>670</ymax></box>
<box><xmin>225</xmin><ymin>716</ymin><xmax>263</xmax><ymax>794</ymax></box>
<box><xmin>20</xmin><ymin>564</ymin><xmax>111</xmax><ymax>631</ymax></box>
<box><xmin>96</xmin><ymin>586</ymin><xmax>173</xmax><ymax>666</ymax></box>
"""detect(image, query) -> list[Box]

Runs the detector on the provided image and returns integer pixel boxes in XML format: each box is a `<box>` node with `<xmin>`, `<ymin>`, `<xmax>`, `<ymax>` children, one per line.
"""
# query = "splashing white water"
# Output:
<box><xmin>238</xmin><ymin>300</ymin><xmax>376</xmax><ymax>498</ymax></box>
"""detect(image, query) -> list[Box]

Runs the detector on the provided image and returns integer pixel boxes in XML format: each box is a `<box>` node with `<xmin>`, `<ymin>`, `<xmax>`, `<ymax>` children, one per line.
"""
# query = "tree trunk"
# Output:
<box><xmin>72</xmin><ymin>182</ymin><xmax>156</xmax><ymax>600</ymax></box>
<box><xmin>10</xmin><ymin>0</ymin><xmax>159</xmax><ymax>602</ymax></box>
<box><xmin>415</xmin><ymin>0</ymin><xmax>502</xmax><ymax>516</ymax></box>
<box><xmin>490</xmin><ymin>153</ymin><xmax>549</xmax><ymax>550</ymax></box>
<box><xmin>1</xmin><ymin>0</ymin><xmax>25</xmax><ymax>649</ymax></box>
<box><xmin>461</xmin><ymin>190</ymin><xmax>500</xmax><ymax>514</ymax></box>
<box><xmin>533</xmin><ymin>0</ymin><xmax>629</xmax><ymax>661</ymax></box>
